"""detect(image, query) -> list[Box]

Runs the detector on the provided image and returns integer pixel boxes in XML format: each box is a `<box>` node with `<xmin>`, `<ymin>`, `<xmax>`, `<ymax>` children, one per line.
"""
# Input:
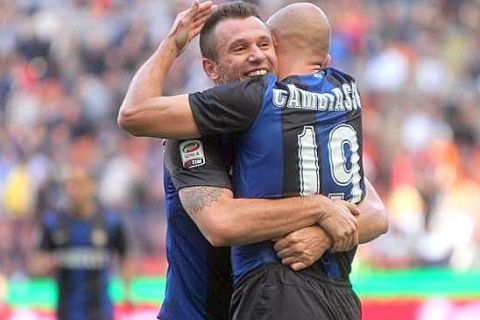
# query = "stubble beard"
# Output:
<box><xmin>214</xmin><ymin>64</ymin><xmax>246</xmax><ymax>86</ymax></box>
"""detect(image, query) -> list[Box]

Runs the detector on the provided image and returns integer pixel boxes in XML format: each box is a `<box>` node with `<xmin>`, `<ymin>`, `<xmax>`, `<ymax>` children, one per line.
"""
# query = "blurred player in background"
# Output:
<box><xmin>30</xmin><ymin>165</ymin><xmax>132</xmax><ymax>320</ymax></box>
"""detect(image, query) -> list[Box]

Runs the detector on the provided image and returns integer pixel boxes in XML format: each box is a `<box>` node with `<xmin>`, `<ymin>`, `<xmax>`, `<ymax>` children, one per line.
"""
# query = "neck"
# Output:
<box><xmin>277</xmin><ymin>55</ymin><xmax>324</xmax><ymax>79</ymax></box>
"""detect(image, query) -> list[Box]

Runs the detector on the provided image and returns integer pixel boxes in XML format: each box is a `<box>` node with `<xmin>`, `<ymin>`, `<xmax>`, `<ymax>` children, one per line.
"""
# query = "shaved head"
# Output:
<box><xmin>267</xmin><ymin>3</ymin><xmax>331</xmax><ymax>63</ymax></box>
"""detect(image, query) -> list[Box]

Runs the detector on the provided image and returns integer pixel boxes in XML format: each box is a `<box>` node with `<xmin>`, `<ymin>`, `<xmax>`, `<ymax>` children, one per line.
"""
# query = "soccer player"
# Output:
<box><xmin>119</xmin><ymin>1</ymin><xmax>387</xmax><ymax>319</ymax></box>
<box><xmin>31</xmin><ymin>166</ymin><xmax>132</xmax><ymax>320</ymax></box>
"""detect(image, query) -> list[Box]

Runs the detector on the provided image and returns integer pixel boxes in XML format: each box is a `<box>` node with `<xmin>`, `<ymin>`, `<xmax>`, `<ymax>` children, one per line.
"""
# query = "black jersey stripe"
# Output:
<box><xmin>57</xmin><ymin>269</ymin><xmax>70</xmax><ymax>320</ymax></box>
<box><xmin>335</xmin><ymin>248</ymin><xmax>357</xmax><ymax>282</ymax></box>
<box><xmin>206</xmin><ymin>246</ymin><xmax>232</xmax><ymax>320</ymax></box>
<box><xmin>86</xmin><ymin>269</ymin><xmax>104</xmax><ymax>320</ymax></box>
<box><xmin>326</xmin><ymin>72</ymin><xmax>344</xmax><ymax>87</ymax></box>
<box><xmin>327</xmin><ymin>70</ymin><xmax>354</xmax><ymax>88</ymax></box>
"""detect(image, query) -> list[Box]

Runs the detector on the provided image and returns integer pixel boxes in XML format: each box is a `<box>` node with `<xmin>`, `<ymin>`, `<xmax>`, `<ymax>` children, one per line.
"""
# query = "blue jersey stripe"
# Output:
<box><xmin>231</xmin><ymin>75</ymin><xmax>283</xmax><ymax>280</ymax></box>
<box><xmin>233</xmin><ymin>74</ymin><xmax>284</xmax><ymax>198</ymax></box>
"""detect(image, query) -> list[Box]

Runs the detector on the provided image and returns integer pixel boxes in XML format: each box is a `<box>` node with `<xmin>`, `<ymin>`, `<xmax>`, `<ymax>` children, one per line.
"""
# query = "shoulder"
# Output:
<box><xmin>228</xmin><ymin>73</ymin><xmax>275</xmax><ymax>89</ymax></box>
<box><xmin>164</xmin><ymin>139</ymin><xmax>181</xmax><ymax>162</ymax></box>
<box><xmin>324</xmin><ymin>67</ymin><xmax>357</xmax><ymax>83</ymax></box>
<box><xmin>201</xmin><ymin>73</ymin><xmax>275</xmax><ymax>96</ymax></box>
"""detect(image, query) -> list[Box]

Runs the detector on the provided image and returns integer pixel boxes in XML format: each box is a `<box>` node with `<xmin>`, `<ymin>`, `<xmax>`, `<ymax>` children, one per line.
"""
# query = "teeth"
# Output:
<box><xmin>247</xmin><ymin>69</ymin><xmax>268</xmax><ymax>77</ymax></box>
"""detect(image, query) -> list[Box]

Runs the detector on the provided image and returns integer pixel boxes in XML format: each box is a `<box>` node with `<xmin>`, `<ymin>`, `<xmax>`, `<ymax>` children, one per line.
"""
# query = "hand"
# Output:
<box><xmin>273</xmin><ymin>226</ymin><xmax>332</xmax><ymax>271</ymax></box>
<box><xmin>167</xmin><ymin>1</ymin><xmax>215</xmax><ymax>55</ymax></box>
<box><xmin>317</xmin><ymin>199</ymin><xmax>360</xmax><ymax>252</ymax></box>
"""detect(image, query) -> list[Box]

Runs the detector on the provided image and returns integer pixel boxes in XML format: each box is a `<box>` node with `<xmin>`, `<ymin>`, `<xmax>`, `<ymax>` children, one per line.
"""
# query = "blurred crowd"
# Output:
<box><xmin>0</xmin><ymin>0</ymin><xmax>479</xmax><ymax>281</ymax></box>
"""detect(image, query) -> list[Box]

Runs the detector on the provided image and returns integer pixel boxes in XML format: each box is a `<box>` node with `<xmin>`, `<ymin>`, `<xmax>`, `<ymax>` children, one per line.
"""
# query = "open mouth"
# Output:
<box><xmin>246</xmin><ymin>69</ymin><xmax>268</xmax><ymax>77</ymax></box>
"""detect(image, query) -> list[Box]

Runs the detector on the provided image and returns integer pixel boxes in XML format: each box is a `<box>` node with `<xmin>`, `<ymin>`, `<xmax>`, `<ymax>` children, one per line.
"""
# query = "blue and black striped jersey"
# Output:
<box><xmin>188</xmin><ymin>68</ymin><xmax>366</xmax><ymax>282</ymax></box>
<box><xmin>39</xmin><ymin>209</ymin><xmax>127</xmax><ymax>320</ymax></box>
<box><xmin>160</xmin><ymin>137</ymin><xmax>233</xmax><ymax>320</ymax></box>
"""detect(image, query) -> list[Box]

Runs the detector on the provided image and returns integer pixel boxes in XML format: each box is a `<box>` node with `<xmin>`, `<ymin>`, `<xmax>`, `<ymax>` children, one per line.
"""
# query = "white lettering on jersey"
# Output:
<box><xmin>272</xmin><ymin>81</ymin><xmax>361</xmax><ymax>112</ymax></box>
<box><xmin>273</xmin><ymin>89</ymin><xmax>288</xmax><ymax>107</ymax></box>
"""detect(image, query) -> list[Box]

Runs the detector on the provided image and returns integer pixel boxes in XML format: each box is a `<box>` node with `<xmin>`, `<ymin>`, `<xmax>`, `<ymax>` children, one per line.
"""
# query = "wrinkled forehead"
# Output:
<box><xmin>213</xmin><ymin>17</ymin><xmax>273</xmax><ymax>51</ymax></box>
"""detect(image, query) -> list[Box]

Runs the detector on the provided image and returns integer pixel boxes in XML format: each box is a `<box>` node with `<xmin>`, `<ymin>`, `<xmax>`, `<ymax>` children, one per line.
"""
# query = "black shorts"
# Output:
<box><xmin>230</xmin><ymin>263</ymin><xmax>361</xmax><ymax>320</ymax></box>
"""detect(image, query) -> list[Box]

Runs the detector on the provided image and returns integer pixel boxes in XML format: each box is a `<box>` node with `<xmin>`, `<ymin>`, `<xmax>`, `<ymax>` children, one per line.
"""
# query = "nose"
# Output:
<box><xmin>248</xmin><ymin>45</ymin><xmax>266</xmax><ymax>63</ymax></box>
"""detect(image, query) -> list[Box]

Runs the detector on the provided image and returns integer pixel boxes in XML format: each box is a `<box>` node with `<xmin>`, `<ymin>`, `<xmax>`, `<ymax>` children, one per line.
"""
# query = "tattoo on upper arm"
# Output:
<box><xmin>179</xmin><ymin>187</ymin><xmax>225</xmax><ymax>215</ymax></box>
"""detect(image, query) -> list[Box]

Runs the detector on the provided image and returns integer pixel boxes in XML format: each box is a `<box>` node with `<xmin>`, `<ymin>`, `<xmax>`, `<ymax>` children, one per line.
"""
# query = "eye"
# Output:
<box><xmin>259</xmin><ymin>41</ymin><xmax>271</xmax><ymax>49</ymax></box>
<box><xmin>233</xmin><ymin>46</ymin><xmax>246</xmax><ymax>53</ymax></box>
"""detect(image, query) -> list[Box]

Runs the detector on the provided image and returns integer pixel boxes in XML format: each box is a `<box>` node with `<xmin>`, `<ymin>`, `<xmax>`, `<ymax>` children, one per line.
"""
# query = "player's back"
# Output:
<box><xmin>159</xmin><ymin>169</ymin><xmax>232</xmax><ymax>320</ymax></box>
<box><xmin>230</xmin><ymin>68</ymin><xmax>365</xmax><ymax>281</ymax></box>
<box><xmin>188</xmin><ymin>67</ymin><xmax>366</xmax><ymax>283</ymax></box>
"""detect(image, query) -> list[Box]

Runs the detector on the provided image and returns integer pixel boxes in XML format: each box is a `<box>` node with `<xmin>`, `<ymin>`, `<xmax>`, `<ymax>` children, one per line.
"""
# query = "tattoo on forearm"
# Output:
<box><xmin>180</xmin><ymin>187</ymin><xmax>224</xmax><ymax>215</ymax></box>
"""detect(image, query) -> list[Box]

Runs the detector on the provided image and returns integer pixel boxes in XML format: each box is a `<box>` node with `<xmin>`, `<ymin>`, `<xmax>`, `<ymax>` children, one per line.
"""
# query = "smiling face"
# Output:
<box><xmin>202</xmin><ymin>16</ymin><xmax>278</xmax><ymax>85</ymax></box>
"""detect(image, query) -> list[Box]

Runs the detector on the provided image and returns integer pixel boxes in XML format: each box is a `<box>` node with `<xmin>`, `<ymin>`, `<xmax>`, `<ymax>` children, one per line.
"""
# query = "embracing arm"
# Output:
<box><xmin>118</xmin><ymin>1</ymin><xmax>212</xmax><ymax>139</ymax></box>
<box><xmin>179</xmin><ymin>186</ymin><xmax>359</xmax><ymax>248</ymax></box>
<box><xmin>356</xmin><ymin>178</ymin><xmax>389</xmax><ymax>244</ymax></box>
<box><xmin>273</xmin><ymin>178</ymin><xmax>388</xmax><ymax>270</ymax></box>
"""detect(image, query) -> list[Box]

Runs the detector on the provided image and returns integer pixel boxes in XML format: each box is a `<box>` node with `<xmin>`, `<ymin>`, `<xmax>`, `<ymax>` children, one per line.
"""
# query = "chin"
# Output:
<box><xmin>217</xmin><ymin>76</ymin><xmax>244</xmax><ymax>84</ymax></box>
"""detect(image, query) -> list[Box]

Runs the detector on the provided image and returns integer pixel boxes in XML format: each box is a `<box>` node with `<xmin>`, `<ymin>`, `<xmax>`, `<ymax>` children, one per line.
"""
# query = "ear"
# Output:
<box><xmin>321</xmin><ymin>54</ymin><xmax>331</xmax><ymax>68</ymax></box>
<box><xmin>202</xmin><ymin>58</ymin><xmax>219</xmax><ymax>81</ymax></box>
<box><xmin>272</xmin><ymin>34</ymin><xmax>278</xmax><ymax>47</ymax></box>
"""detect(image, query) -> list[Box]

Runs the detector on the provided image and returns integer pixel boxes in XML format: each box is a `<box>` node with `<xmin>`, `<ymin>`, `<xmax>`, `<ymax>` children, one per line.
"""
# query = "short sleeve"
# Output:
<box><xmin>188</xmin><ymin>75</ymin><xmax>270</xmax><ymax>136</ymax></box>
<box><xmin>164</xmin><ymin>137</ymin><xmax>232</xmax><ymax>190</ymax></box>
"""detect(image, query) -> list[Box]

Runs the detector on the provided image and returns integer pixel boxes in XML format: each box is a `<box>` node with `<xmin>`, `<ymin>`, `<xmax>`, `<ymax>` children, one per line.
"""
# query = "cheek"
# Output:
<box><xmin>218</xmin><ymin>60</ymin><xmax>244</xmax><ymax>78</ymax></box>
<box><xmin>223</xmin><ymin>57</ymin><xmax>243</xmax><ymax>70</ymax></box>
<box><xmin>267</xmin><ymin>52</ymin><xmax>277</xmax><ymax>64</ymax></box>
<box><xmin>268</xmin><ymin>55</ymin><xmax>278</xmax><ymax>72</ymax></box>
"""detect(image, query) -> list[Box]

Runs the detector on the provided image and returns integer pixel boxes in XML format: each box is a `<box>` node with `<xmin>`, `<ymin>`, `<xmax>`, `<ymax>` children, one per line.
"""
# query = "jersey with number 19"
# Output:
<box><xmin>189</xmin><ymin>67</ymin><xmax>365</xmax><ymax>283</ymax></box>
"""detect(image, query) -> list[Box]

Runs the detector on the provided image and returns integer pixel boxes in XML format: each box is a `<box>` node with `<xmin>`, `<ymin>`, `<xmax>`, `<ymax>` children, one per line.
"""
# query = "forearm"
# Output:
<box><xmin>179</xmin><ymin>187</ymin><xmax>329</xmax><ymax>246</ymax></box>
<box><xmin>217</xmin><ymin>197</ymin><xmax>323</xmax><ymax>245</ymax></box>
<box><xmin>122</xmin><ymin>40</ymin><xmax>177</xmax><ymax>115</ymax></box>
<box><xmin>118</xmin><ymin>39</ymin><xmax>196</xmax><ymax>138</ymax></box>
<box><xmin>118</xmin><ymin>2</ymin><xmax>210</xmax><ymax>138</ymax></box>
<box><xmin>357</xmin><ymin>178</ymin><xmax>388</xmax><ymax>244</ymax></box>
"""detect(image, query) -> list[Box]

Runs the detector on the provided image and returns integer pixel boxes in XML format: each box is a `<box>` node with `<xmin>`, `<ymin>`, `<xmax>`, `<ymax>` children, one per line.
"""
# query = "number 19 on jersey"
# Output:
<box><xmin>297</xmin><ymin>124</ymin><xmax>363</xmax><ymax>203</ymax></box>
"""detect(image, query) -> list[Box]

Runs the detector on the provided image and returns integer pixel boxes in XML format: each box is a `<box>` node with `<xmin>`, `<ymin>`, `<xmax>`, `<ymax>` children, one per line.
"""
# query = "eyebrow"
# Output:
<box><xmin>228</xmin><ymin>35</ymin><xmax>272</xmax><ymax>48</ymax></box>
<box><xmin>257</xmin><ymin>35</ymin><xmax>272</xmax><ymax>42</ymax></box>
<box><xmin>228</xmin><ymin>39</ymin><xmax>249</xmax><ymax>49</ymax></box>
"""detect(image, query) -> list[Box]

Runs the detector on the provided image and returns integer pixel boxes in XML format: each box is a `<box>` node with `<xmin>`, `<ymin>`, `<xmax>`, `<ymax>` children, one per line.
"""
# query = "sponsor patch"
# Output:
<box><xmin>180</xmin><ymin>140</ymin><xmax>206</xmax><ymax>169</ymax></box>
